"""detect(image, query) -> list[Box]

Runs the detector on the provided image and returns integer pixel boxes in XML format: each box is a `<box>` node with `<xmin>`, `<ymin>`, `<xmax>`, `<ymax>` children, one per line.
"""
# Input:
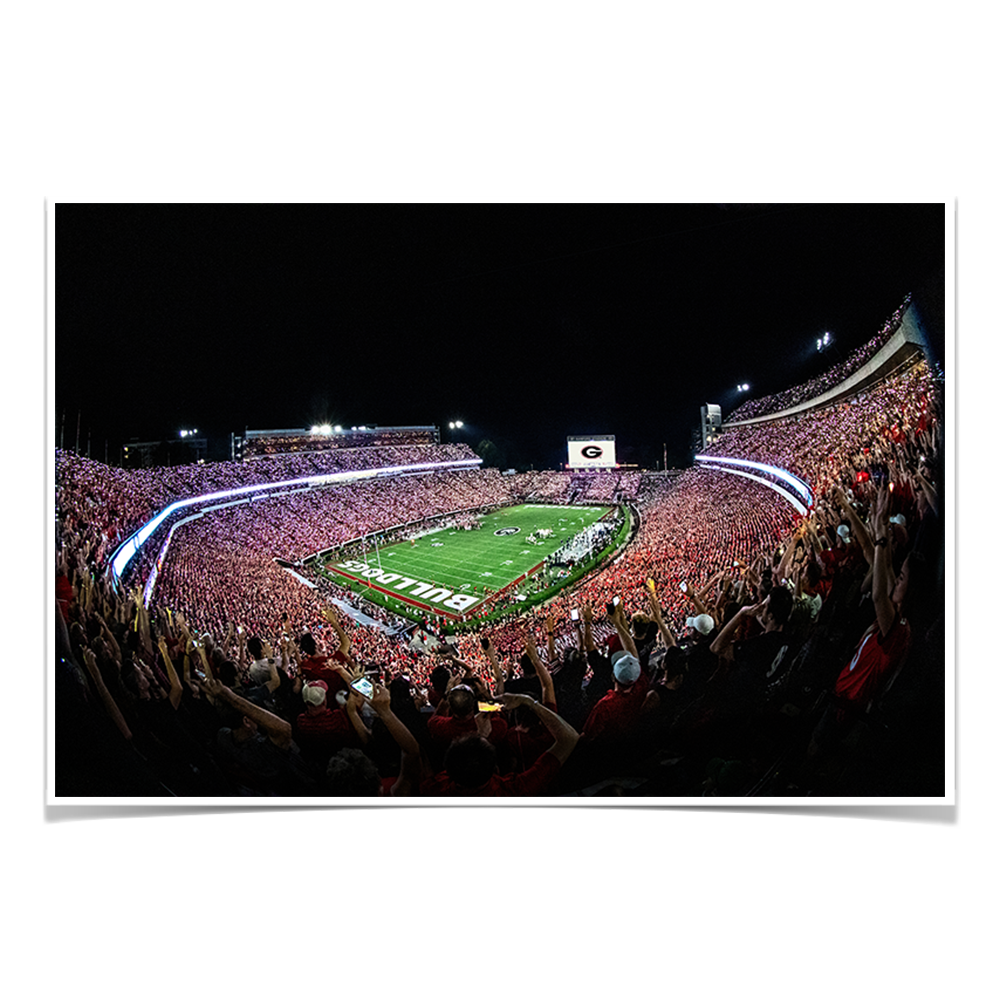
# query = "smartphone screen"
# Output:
<box><xmin>478</xmin><ymin>701</ymin><xmax>502</xmax><ymax>713</ymax></box>
<box><xmin>570</xmin><ymin>609</ymin><xmax>580</xmax><ymax>620</ymax></box>
<box><xmin>351</xmin><ymin>677</ymin><xmax>374</xmax><ymax>699</ymax></box>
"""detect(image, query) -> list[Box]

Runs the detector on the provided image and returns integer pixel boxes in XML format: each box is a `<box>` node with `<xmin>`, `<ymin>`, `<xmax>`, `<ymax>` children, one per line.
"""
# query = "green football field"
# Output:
<box><xmin>320</xmin><ymin>504</ymin><xmax>614</xmax><ymax>620</ymax></box>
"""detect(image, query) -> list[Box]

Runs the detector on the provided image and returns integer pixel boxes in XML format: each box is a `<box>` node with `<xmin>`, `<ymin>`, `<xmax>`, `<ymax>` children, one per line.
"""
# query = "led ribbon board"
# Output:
<box><xmin>696</xmin><ymin>464</ymin><xmax>809</xmax><ymax>515</ymax></box>
<box><xmin>107</xmin><ymin>458</ymin><xmax>482</xmax><ymax>588</ymax></box>
<box><xmin>694</xmin><ymin>454</ymin><xmax>814</xmax><ymax>509</ymax></box>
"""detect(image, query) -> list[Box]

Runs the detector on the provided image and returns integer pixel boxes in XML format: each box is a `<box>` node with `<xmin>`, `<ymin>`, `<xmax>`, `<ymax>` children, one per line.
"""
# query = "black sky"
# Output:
<box><xmin>55</xmin><ymin>203</ymin><xmax>944</xmax><ymax>471</ymax></box>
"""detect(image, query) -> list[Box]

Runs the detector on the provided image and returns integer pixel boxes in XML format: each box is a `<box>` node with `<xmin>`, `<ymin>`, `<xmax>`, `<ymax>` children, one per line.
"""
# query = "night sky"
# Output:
<box><xmin>55</xmin><ymin>203</ymin><xmax>944</xmax><ymax>471</ymax></box>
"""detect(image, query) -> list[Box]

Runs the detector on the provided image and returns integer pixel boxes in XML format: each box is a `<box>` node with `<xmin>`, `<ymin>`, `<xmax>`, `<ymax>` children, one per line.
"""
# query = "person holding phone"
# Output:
<box><xmin>326</xmin><ymin>680</ymin><xmax>423</xmax><ymax>796</ymax></box>
<box><xmin>294</xmin><ymin>678</ymin><xmax>365</xmax><ymax>765</ymax></box>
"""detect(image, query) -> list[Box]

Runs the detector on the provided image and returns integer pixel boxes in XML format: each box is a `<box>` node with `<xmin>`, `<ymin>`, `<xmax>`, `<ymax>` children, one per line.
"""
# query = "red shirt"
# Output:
<box><xmin>834</xmin><ymin>615</ymin><xmax>911</xmax><ymax>707</ymax></box>
<box><xmin>300</xmin><ymin>652</ymin><xmax>349</xmax><ymax>694</ymax></box>
<box><xmin>420</xmin><ymin>751</ymin><xmax>562</xmax><ymax>797</ymax></box>
<box><xmin>56</xmin><ymin>575</ymin><xmax>75</xmax><ymax>618</ymax></box>
<box><xmin>427</xmin><ymin>713</ymin><xmax>508</xmax><ymax>745</ymax></box>
<box><xmin>294</xmin><ymin>705</ymin><xmax>358</xmax><ymax>755</ymax></box>
<box><xmin>582</xmin><ymin>672</ymin><xmax>650</xmax><ymax>741</ymax></box>
<box><xmin>504</xmin><ymin>700</ymin><xmax>559</xmax><ymax>772</ymax></box>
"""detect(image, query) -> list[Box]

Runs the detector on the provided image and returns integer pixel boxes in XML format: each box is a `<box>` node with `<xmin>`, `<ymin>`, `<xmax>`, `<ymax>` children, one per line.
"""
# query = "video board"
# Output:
<box><xmin>567</xmin><ymin>435</ymin><xmax>616</xmax><ymax>469</ymax></box>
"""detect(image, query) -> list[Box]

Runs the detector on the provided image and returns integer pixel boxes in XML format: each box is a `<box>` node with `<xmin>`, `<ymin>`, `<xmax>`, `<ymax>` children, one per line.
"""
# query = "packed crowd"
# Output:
<box><xmin>243</xmin><ymin>427</ymin><xmax>438</xmax><ymax>458</ymax></box>
<box><xmin>55</xmin><ymin>336</ymin><xmax>945</xmax><ymax>796</ymax></box>
<box><xmin>704</xmin><ymin>358</ymin><xmax>939</xmax><ymax>500</ymax></box>
<box><xmin>149</xmin><ymin>471</ymin><xmax>519</xmax><ymax>641</ymax></box>
<box><xmin>55</xmin><ymin>441</ymin><xmax>481</xmax><ymax>563</ymax></box>
<box><xmin>727</xmin><ymin>295</ymin><xmax>913</xmax><ymax>422</ymax></box>
<box><xmin>569</xmin><ymin>470</ymin><xmax>642</xmax><ymax>502</ymax></box>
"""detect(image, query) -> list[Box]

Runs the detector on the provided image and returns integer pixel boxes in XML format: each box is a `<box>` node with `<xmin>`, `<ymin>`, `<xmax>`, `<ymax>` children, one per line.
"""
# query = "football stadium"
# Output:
<box><xmin>53</xmin><ymin>207</ymin><xmax>947</xmax><ymax>801</ymax></box>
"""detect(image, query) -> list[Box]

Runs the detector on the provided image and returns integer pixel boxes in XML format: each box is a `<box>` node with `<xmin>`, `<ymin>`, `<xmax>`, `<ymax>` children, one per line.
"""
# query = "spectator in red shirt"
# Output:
<box><xmin>298</xmin><ymin>607</ymin><xmax>354</xmax><ymax>695</ymax></box>
<box><xmin>807</xmin><ymin>484</ymin><xmax>921</xmax><ymax>760</ymax></box>
<box><xmin>294</xmin><ymin>679</ymin><xmax>367</xmax><ymax>764</ymax></box>
<box><xmin>420</xmin><ymin>693</ymin><xmax>579</xmax><ymax>796</ymax></box>
<box><xmin>580</xmin><ymin>600</ymin><xmax>648</xmax><ymax>743</ymax></box>
<box><xmin>427</xmin><ymin>682</ymin><xmax>509</xmax><ymax>747</ymax></box>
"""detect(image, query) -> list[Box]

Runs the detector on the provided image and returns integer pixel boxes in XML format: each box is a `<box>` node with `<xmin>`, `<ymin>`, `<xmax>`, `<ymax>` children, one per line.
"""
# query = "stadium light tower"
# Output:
<box><xmin>816</xmin><ymin>331</ymin><xmax>833</xmax><ymax>352</ymax></box>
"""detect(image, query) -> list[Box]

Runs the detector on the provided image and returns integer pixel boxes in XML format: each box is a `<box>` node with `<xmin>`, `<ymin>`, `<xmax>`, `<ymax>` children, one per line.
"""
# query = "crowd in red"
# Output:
<box><xmin>726</xmin><ymin>295</ymin><xmax>913</xmax><ymax>422</ymax></box>
<box><xmin>55</xmin><ymin>324</ymin><xmax>945</xmax><ymax>797</ymax></box>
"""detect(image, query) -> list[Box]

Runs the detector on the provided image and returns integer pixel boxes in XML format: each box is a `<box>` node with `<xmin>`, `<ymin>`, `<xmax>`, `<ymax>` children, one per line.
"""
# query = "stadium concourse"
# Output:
<box><xmin>54</xmin><ymin>308</ymin><xmax>945</xmax><ymax>798</ymax></box>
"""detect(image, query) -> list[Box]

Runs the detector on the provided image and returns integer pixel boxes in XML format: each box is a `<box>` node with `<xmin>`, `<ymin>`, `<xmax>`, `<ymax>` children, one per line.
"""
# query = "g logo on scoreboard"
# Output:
<box><xmin>581</xmin><ymin>445</ymin><xmax>603</xmax><ymax>459</ymax></box>
<box><xmin>494</xmin><ymin>527</ymin><xmax>521</xmax><ymax>536</ymax></box>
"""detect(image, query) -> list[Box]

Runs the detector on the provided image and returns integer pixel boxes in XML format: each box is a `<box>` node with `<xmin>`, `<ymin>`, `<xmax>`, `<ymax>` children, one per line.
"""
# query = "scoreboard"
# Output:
<box><xmin>567</xmin><ymin>435</ymin><xmax>616</xmax><ymax>469</ymax></box>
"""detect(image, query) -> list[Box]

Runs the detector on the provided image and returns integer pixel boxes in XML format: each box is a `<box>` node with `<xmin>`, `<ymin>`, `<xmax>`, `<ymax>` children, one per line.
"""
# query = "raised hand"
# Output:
<box><xmin>368</xmin><ymin>681</ymin><xmax>392</xmax><ymax>715</ymax></box>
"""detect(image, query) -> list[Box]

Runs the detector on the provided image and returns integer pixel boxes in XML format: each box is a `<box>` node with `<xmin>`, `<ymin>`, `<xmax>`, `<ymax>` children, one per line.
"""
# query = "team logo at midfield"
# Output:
<box><xmin>494</xmin><ymin>526</ymin><xmax>521</xmax><ymax>536</ymax></box>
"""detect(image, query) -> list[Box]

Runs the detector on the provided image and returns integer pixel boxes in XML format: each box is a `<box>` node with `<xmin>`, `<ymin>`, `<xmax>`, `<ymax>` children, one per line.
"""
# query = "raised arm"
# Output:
<box><xmin>582</xmin><ymin>602</ymin><xmax>596</xmax><ymax>653</ymax></box>
<box><xmin>645</xmin><ymin>579</ymin><xmax>677</xmax><ymax>649</ymax></box>
<box><xmin>97</xmin><ymin>614</ymin><xmax>122</xmax><ymax>665</ymax></box>
<box><xmin>500</xmin><ymin>693</ymin><xmax>579</xmax><ymax>764</ymax></box>
<box><xmin>871</xmin><ymin>485</ymin><xmax>899</xmax><ymax>638</ymax></box>
<box><xmin>363</xmin><ymin>682</ymin><xmax>421</xmax><ymax>795</ymax></box>
<box><xmin>610</xmin><ymin>600</ymin><xmax>638</xmax><ymax>659</ymax></box>
<box><xmin>522</xmin><ymin>630</ymin><xmax>555</xmax><ymax>707</ymax></box>
<box><xmin>695</xmin><ymin>571</ymin><xmax>721</xmax><ymax>603</ymax></box>
<box><xmin>344</xmin><ymin>689</ymin><xmax>371</xmax><ymax>746</ymax></box>
<box><xmin>237</xmin><ymin>626</ymin><xmax>247</xmax><ymax>675</ymax></box>
<box><xmin>81</xmin><ymin>647</ymin><xmax>133</xmax><ymax>741</ymax></box>
<box><xmin>195</xmin><ymin>641</ymin><xmax>215</xmax><ymax>682</ymax></box>
<box><xmin>157</xmin><ymin>636</ymin><xmax>184</xmax><ymax>710</ymax></box>
<box><xmin>181</xmin><ymin>644</ymin><xmax>194</xmax><ymax>693</ymax></box>
<box><xmin>483</xmin><ymin>636</ymin><xmax>505</xmax><ymax>697</ymax></box>
<box><xmin>263</xmin><ymin>653</ymin><xmax>282</xmax><ymax>694</ymax></box>
<box><xmin>776</xmin><ymin>532</ymin><xmax>799</xmax><ymax>581</ymax></box>
<box><xmin>682</xmin><ymin>582</ymin><xmax>711</xmax><ymax>619</ymax></box>
<box><xmin>204</xmin><ymin>679</ymin><xmax>293</xmax><ymax>750</ymax></box>
<box><xmin>322</xmin><ymin>607</ymin><xmax>353</xmax><ymax>660</ymax></box>
<box><xmin>833</xmin><ymin>485</ymin><xmax>874</xmax><ymax>565</ymax></box>
<box><xmin>709</xmin><ymin>600</ymin><xmax>765</xmax><ymax>662</ymax></box>
<box><xmin>915</xmin><ymin>466</ymin><xmax>939</xmax><ymax>518</ymax></box>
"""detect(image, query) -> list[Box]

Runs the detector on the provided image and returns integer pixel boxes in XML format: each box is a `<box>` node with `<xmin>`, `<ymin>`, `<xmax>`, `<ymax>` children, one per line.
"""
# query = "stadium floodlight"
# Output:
<box><xmin>320</xmin><ymin>424</ymin><xmax>332</xmax><ymax>435</ymax></box>
<box><xmin>455</xmin><ymin>420</ymin><xmax>464</xmax><ymax>428</ymax></box>
<box><xmin>310</xmin><ymin>425</ymin><xmax>320</xmax><ymax>434</ymax></box>
<box><xmin>334</xmin><ymin>425</ymin><xmax>342</xmax><ymax>432</ymax></box>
